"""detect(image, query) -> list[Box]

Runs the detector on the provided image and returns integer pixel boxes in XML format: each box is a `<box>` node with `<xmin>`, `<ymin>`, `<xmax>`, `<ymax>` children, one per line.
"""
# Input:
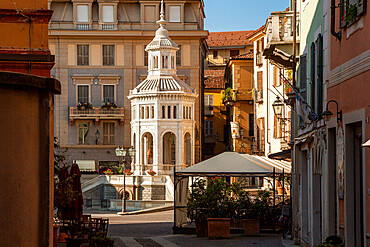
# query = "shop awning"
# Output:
<box><xmin>362</xmin><ymin>139</ymin><xmax>370</xmax><ymax>147</ymax></box>
<box><xmin>176</xmin><ymin>151</ymin><xmax>291</xmax><ymax>177</ymax></box>
<box><xmin>268</xmin><ymin>149</ymin><xmax>291</xmax><ymax>161</ymax></box>
<box><xmin>74</xmin><ymin>160</ymin><xmax>96</xmax><ymax>172</ymax></box>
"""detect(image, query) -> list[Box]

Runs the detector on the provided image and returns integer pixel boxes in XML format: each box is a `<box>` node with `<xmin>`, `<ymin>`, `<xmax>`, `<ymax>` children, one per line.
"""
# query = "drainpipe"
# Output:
<box><xmin>331</xmin><ymin>0</ymin><xmax>342</xmax><ymax>41</ymax></box>
<box><xmin>266</xmin><ymin>61</ymin><xmax>271</xmax><ymax>154</ymax></box>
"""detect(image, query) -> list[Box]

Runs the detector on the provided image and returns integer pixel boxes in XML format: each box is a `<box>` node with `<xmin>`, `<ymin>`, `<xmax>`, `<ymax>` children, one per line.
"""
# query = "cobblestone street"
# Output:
<box><xmin>86</xmin><ymin>210</ymin><xmax>284</xmax><ymax>247</ymax></box>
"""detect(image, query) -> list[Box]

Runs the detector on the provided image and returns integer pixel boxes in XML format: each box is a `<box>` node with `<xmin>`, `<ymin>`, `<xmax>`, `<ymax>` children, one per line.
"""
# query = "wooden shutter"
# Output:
<box><xmin>257</xmin><ymin>71</ymin><xmax>263</xmax><ymax>90</ymax></box>
<box><xmin>300</xmin><ymin>54</ymin><xmax>307</xmax><ymax>101</ymax></box>
<box><xmin>249</xmin><ymin>114</ymin><xmax>254</xmax><ymax>136</ymax></box>
<box><xmin>273</xmin><ymin>67</ymin><xmax>278</xmax><ymax>86</ymax></box>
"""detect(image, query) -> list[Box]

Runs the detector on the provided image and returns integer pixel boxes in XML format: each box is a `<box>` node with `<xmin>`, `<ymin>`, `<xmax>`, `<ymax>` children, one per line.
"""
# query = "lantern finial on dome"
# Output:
<box><xmin>157</xmin><ymin>0</ymin><xmax>167</xmax><ymax>27</ymax></box>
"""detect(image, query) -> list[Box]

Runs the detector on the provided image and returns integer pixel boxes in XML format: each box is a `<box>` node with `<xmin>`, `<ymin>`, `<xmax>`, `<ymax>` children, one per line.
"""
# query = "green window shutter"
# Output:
<box><xmin>317</xmin><ymin>34</ymin><xmax>324</xmax><ymax>117</ymax></box>
<box><xmin>310</xmin><ymin>42</ymin><xmax>316</xmax><ymax>110</ymax></box>
<box><xmin>357</xmin><ymin>0</ymin><xmax>367</xmax><ymax>15</ymax></box>
<box><xmin>299</xmin><ymin>54</ymin><xmax>307</xmax><ymax>101</ymax></box>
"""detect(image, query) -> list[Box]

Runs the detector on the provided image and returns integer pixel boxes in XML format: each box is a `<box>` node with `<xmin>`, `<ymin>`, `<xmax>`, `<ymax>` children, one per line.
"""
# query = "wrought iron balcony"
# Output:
<box><xmin>69</xmin><ymin>107</ymin><xmax>124</xmax><ymax>125</ymax></box>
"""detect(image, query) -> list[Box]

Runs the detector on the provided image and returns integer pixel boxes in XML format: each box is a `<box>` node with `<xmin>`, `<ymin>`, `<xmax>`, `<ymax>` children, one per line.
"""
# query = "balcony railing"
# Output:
<box><xmin>69</xmin><ymin>107</ymin><xmax>124</xmax><ymax>125</ymax></box>
<box><xmin>266</xmin><ymin>11</ymin><xmax>300</xmax><ymax>46</ymax></box>
<box><xmin>76</xmin><ymin>24</ymin><xmax>89</xmax><ymax>30</ymax></box>
<box><xmin>102</xmin><ymin>24</ymin><xmax>115</xmax><ymax>30</ymax></box>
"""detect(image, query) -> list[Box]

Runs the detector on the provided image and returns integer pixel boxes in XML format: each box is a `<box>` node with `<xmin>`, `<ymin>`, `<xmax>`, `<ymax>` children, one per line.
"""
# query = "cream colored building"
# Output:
<box><xmin>49</xmin><ymin>0</ymin><xmax>207</xmax><ymax>170</ymax></box>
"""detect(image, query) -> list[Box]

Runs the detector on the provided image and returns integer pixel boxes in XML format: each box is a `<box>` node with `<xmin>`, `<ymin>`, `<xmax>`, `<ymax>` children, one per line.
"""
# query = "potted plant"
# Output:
<box><xmin>77</xmin><ymin>102</ymin><xmax>93</xmax><ymax>110</ymax></box>
<box><xmin>65</xmin><ymin>222</ymin><xmax>83</xmax><ymax>247</ymax></box>
<box><xmin>221</xmin><ymin>87</ymin><xmax>238</xmax><ymax>106</ymax></box>
<box><xmin>343</xmin><ymin>3</ymin><xmax>358</xmax><ymax>24</ymax></box>
<box><xmin>91</xmin><ymin>233</ymin><xmax>115</xmax><ymax>247</ymax></box>
<box><xmin>317</xmin><ymin>235</ymin><xmax>344</xmax><ymax>247</ymax></box>
<box><xmin>187</xmin><ymin>179</ymin><xmax>209</xmax><ymax>237</ymax></box>
<box><xmin>124</xmin><ymin>169</ymin><xmax>133</xmax><ymax>175</ymax></box>
<box><xmin>103</xmin><ymin>168</ymin><xmax>113</xmax><ymax>175</ymax></box>
<box><xmin>146</xmin><ymin>169</ymin><xmax>156</xmax><ymax>176</ymax></box>
<box><xmin>101</xmin><ymin>102</ymin><xmax>117</xmax><ymax>110</ymax></box>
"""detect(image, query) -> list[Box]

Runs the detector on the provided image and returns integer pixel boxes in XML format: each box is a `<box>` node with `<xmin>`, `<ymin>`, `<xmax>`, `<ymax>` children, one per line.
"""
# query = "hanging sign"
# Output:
<box><xmin>337</xmin><ymin>126</ymin><xmax>344</xmax><ymax>199</ymax></box>
<box><xmin>231</xmin><ymin>122</ymin><xmax>240</xmax><ymax>139</ymax></box>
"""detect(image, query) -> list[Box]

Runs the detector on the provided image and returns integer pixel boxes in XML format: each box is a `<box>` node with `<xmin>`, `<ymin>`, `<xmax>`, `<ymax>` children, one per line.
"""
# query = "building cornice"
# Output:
<box><xmin>327</xmin><ymin>49</ymin><xmax>370</xmax><ymax>88</ymax></box>
<box><xmin>49</xmin><ymin>29</ymin><xmax>209</xmax><ymax>38</ymax></box>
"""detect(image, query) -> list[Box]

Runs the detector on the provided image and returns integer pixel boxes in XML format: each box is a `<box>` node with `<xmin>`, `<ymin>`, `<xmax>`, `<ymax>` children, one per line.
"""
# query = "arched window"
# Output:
<box><xmin>183</xmin><ymin>106</ymin><xmax>185</xmax><ymax>119</ymax></box>
<box><xmin>162</xmin><ymin>56</ymin><xmax>168</xmax><ymax>69</ymax></box>
<box><xmin>145</xmin><ymin>106</ymin><xmax>149</xmax><ymax>119</ymax></box>
<box><xmin>189</xmin><ymin>107</ymin><xmax>192</xmax><ymax>119</ymax></box>
<box><xmin>141</xmin><ymin>107</ymin><xmax>144</xmax><ymax>119</ymax></box>
<box><xmin>163</xmin><ymin>132</ymin><xmax>176</xmax><ymax>164</ymax></box>
<box><xmin>141</xmin><ymin>132</ymin><xmax>153</xmax><ymax>166</ymax></box>
<box><xmin>184</xmin><ymin>133</ymin><xmax>191</xmax><ymax>165</ymax></box>
<box><xmin>162</xmin><ymin>105</ymin><xmax>166</xmax><ymax>118</ymax></box>
<box><xmin>154</xmin><ymin>56</ymin><xmax>158</xmax><ymax>69</ymax></box>
<box><xmin>151</xmin><ymin>106</ymin><xmax>154</xmax><ymax>119</ymax></box>
<box><xmin>168</xmin><ymin>105</ymin><xmax>171</xmax><ymax>119</ymax></box>
<box><xmin>173</xmin><ymin>105</ymin><xmax>177</xmax><ymax>119</ymax></box>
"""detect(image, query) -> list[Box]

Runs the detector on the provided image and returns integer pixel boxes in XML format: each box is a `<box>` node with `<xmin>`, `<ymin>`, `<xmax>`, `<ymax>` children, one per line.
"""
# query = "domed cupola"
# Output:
<box><xmin>128</xmin><ymin>0</ymin><xmax>198</xmax><ymax>177</ymax></box>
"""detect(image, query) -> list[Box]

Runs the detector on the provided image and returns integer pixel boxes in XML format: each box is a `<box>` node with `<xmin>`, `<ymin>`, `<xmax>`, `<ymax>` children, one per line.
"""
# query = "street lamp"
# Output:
<box><xmin>95</xmin><ymin>130</ymin><xmax>100</xmax><ymax>145</ymax></box>
<box><xmin>115</xmin><ymin>146</ymin><xmax>135</xmax><ymax>213</ymax></box>
<box><xmin>272</xmin><ymin>97</ymin><xmax>284</xmax><ymax>118</ymax></box>
<box><xmin>322</xmin><ymin>100</ymin><xmax>342</xmax><ymax>123</ymax></box>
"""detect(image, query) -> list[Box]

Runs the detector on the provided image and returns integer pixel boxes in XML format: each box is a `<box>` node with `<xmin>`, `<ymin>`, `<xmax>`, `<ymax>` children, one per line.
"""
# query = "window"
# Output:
<box><xmin>153</xmin><ymin>56</ymin><xmax>158</xmax><ymax>69</ymax></box>
<box><xmin>317</xmin><ymin>34</ymin><xmax>324</xmax><ymax>116</ymax></box>
<box><xmin>310</xmin><ymin>42</ymin><xmax>316</xmax><ymax>110</ymax></box>
<box><xmin>78</xmin><ymin>123</ymin><xmax>89</xmax><ymax>144</ymax></box>
<box><xmin>204</xmin><ymin>95</ymin><xmax>213</xmax><ymax>115</ymax></box>
<box><xmin>257</xmin><ymin>71</ymin><xmax>263</xmax><ymax>90</ymax></box>
<box><xmin>230</xmin><ymin>50</ymin><xmax>239</xmax><ymax>57</ymax></box>
<box><xmin>103</xmin><ymin>45</ymin><xmax>114</xmax><ymax>66</ymax></box>
<box><xmin>176</xmin><ymin>45</ymin><xmax>181</xmax><ymax>66</ymax></box>
<box><xmin>168</xmin><ymin>106</ymin><xmax>171</xmax><ymax>119</ymax></box>
<box><xmin>299</xmin><ymin>54</ymin><xmax>307</xmax><ymax>101</ymax></box>
<box><xmin>103</xmin><ymin>122</ymin><xmax>114</xmax><ymax>144</ymax></box>
<box><xmin>151</xmin><ymin>106</ymin><xmax>154</xmax><ymax>119</ymax></box>
<box><xmin>173</xmin><ymin>106</ymin><xmax>177</xmax><ymax>119</ymax></box>
<box><xmin>162</xmin><ymin>56</ymin><xmax>168</xmax><ymax>69</ymax></box>
<box><xmin>102</xmin><ymin>5</ymin><xmax>114</xmax><ymax>23</ymax></box>
<box><xmin>77</xmin><ymin>85</ymin><xmax>89</xmax><ymax>103</ymax></box>
<box><xmin>205</xmin><ymin>120</ymin><xmax>214</xmax><ymax>136</ymax></box>
<box><xmin>340</xmin><ymin>0</ymin><xmax>367</xmax><ymax>28</ymax></box>
<box><xmin>249</xmin><ymin>114</ymin><xmax>254</xmax><ymax>136</ymax></box>
<box><xmin>141</xmin><ymin>107</ymin><xmax>144</xmax><ymax>119</ymax></box>
<box><xmin>144</xmin><ymin>49</ymin><xmax>149</xmax><ymax>66</ymax></box>
<box><xmin>145</xmin><ymin>106</ymin><xmax>149</xmax><ymax>119</ymax></box>
<box><xmin>77</xmin><ymin>5</ymin><xmax>89</xmax><ymax>22</ymax></box>
<box><xmin>162</xmin><ymin>105</ymin><xmax>166</xmax><ymax>118</ymax></box>
<box><xmin>213</xmin><ymin>51</ymin><xmax>218</xmax><ymax>59</ymax></box>
<box><xmin>103</xmin><ymin>85</ymin><xmax>114</xmax><ymax>103</ymax></box>
<box><xmin>144</xmin><ymin>5</ymin><xmax>156</xmax><ymax>23</ymax></box>
<box><xmin>77</xmin><ymin>45</ymin><xmax>89</xmax><ymax>65</ymax></box>
<box><xmin>169</xmin><ymin>5</ymin><xmax>181</xmax><ymax>22</ymax></box>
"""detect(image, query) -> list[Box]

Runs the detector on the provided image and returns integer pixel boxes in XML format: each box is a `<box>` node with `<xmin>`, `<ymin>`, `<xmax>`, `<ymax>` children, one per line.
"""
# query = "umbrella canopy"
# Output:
<box><xmin>69</xmin><ymin>163</ymin><xmax>83</xmax><ymax>220</ymax></box>
<box><xmin>176</xmin><ymin>151</ymin><xmax>291</xmax><ymax>177</ymax></box>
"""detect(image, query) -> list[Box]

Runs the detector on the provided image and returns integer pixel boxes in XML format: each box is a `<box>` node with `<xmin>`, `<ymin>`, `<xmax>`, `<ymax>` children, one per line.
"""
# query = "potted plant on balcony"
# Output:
<box><xmin>221</xmin><ymin>87</ymin><xmax>238</xmax><ymax>106</ymax></box>
<box><xmin>101</xmin><ymin>102</ymin><xmax>117</xmax><ymax>110</ymax></box>
<box><xmin>77</xmin><ymin>102</ymin><xmax>93</xmax><ymax>110</ymax></box>
<box><xmin>146</xmin><ymin>169</ymin><xmax>156</xmax><ymax>176</ymax></box>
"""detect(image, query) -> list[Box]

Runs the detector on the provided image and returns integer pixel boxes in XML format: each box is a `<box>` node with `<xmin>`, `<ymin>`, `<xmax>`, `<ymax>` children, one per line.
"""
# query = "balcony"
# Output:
<box><xmin>263</xmin><ymin>11</ymin><xmax>300</xmax><ymax>68</ymax></box>
<box><xmin>69</xmin><ymin>107</ymin><xmax>124</xmax><ymax>125</ymax></box>
<box><xmin>256</xmin><ymin>53</ymin><xmax>263</xmax><ymax>66</ymax></box>
<box><xmin>237</xmin><ymin>90</ymin><xmax>253</xmax><ymax>101</ymax></box>
<box><xmin>255</xmin><ymin>90</ymin><xmax>263</xmax><ymax>103</ymax></box>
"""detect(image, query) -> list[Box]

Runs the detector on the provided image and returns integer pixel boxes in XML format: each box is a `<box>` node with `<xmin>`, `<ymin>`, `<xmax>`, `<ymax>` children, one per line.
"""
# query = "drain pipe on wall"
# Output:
<box><xmin>266</xmin><ymin>60</ymin><xmax>271</xmax><ymax>154</ymax></box>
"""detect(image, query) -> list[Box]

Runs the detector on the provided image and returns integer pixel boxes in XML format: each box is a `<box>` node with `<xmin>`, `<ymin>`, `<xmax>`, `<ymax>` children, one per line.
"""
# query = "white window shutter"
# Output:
<box><xmin>77</xmin><ymin>5</ymin><xmax>89</xmax><ymax>22</ymax></box>
<box><xmin>102</xmin><ymin>5</ymin><xmax>114</xmax><ymax>23</ymax></box>
<box><xmin>169</xmin><ymin>6</ymin><xmax>181</xmax><ymax>22</ymax></box>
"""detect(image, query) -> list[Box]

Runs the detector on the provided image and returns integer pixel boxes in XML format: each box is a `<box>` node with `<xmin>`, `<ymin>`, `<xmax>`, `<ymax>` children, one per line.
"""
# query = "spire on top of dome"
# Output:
<box><xmin>156</xmin><ymin>0</ymin><xmax>167</xmax><ymax>27</ymax></box>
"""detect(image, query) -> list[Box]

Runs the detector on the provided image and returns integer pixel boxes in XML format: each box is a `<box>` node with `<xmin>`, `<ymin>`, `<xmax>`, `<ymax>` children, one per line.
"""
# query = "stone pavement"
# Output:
<box><xmin>83</xmin><ymin>209</ymin><xmax>285</xmax><ymax>247</ymax></box>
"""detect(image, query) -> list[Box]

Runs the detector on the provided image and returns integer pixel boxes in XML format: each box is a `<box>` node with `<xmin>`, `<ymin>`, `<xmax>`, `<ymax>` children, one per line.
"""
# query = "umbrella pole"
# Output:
<box><xmin>273</xmin><ymin>168</ymin><xmax>276</xmax><ymax>232</ymax></box>
<box><xmin>283</xmin><ymin>168</ymin><xmax>285</xmax><ymax>205</ymax></box>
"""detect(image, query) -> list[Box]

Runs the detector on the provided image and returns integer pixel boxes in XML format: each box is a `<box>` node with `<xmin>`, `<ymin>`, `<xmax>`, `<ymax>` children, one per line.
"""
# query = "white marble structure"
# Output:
<box><xmin>128</xmin><ymin>0</ymin><xmax>198</xmax><ymax>177</ymax></box>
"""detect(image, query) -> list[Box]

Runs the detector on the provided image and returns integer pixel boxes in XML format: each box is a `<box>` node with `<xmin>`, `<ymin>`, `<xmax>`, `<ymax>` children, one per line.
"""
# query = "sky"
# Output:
<box><xmin>203</xmin><ymin>0</ymin><xmax>289</xmax><ymax>32</ymax></box>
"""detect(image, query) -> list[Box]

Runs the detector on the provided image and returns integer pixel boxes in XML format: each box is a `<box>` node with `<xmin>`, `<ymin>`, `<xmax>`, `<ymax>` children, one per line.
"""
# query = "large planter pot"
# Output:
<box><xmin>66</xmin><ymin>238</ymin><xmax>82</xmax><ymax>247</ymax></box>
<box><xmin>207</xmin><ymin>218</ymin><xmax>230</xmax><ymax>239</ymax></box>
<box><xmin>195</xmin><ymin>221</ymin><xmax>208</xmax><ymax>237</ymax></box>
<box><xmin>241</xmin><ymin>219</ymin><xmax>260</xmax><ymax>236</ymax></box>
<box><xmin>53</xmin><ymin>225</ymin><xmax>59</xmax><ymax>247</ymax></box>
<box><xmin>277</xmin><ymin>187</ymin><xmax>284</xmax><ymax>195</ymax></box>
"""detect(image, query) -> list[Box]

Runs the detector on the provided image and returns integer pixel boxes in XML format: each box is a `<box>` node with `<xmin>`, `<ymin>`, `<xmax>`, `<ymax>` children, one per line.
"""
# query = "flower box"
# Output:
<box><xmin>207</xmin><ymin>218</ymin><xmax>230</xmax><ymax>239</ymax></box>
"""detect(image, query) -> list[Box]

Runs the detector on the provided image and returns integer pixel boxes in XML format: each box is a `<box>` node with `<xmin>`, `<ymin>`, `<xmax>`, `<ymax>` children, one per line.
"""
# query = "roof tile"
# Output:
<box><xmin>207</xmin><ymin>30</ymin><xmax>255</xmax><ymax>47</ymax></box>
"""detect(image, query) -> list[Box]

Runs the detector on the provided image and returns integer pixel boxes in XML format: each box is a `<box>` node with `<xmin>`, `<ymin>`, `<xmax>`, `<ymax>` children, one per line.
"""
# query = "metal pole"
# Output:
<box><xmin>273</xmin><ymin>168</ymin><xmax>276</xmax><ymax>232</ymax></box>
<box><xmin>123</xmin><ymin>166</ymin><xmax>126</xmax><ymax>212</ymax></box>
<box><xmin>292</xmin><ymin>0</ymin><xmax>297</xmax><ymax>88</ymax></box>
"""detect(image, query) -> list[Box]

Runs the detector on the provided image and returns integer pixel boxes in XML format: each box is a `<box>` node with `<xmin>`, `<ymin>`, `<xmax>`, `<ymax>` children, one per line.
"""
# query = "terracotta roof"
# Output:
<box><xmin>204</xmin><ymin>69</ymin><xmax>225</xmax><ymax>89</ymax></box>
<box><xmin>248</xmin><ymin>25</ymin><xmax>266</xmax><ymax>40</ymax></box>
<box><xmin>207</xmin><ymin>30</ymin><xmax>255</xmax><ymax>47</ymax></box>
<box><xmin>230</xmin><ymin>52</ymin><xmax>254</xmax><ymax>60</ymax></box>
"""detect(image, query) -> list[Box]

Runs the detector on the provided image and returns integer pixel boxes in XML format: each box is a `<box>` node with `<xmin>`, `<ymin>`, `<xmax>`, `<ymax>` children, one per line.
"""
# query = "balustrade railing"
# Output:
<box><xmin>266</xmin><ymin>11</ymin><xmax>299</xmax><ymax>45</ymax></box>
